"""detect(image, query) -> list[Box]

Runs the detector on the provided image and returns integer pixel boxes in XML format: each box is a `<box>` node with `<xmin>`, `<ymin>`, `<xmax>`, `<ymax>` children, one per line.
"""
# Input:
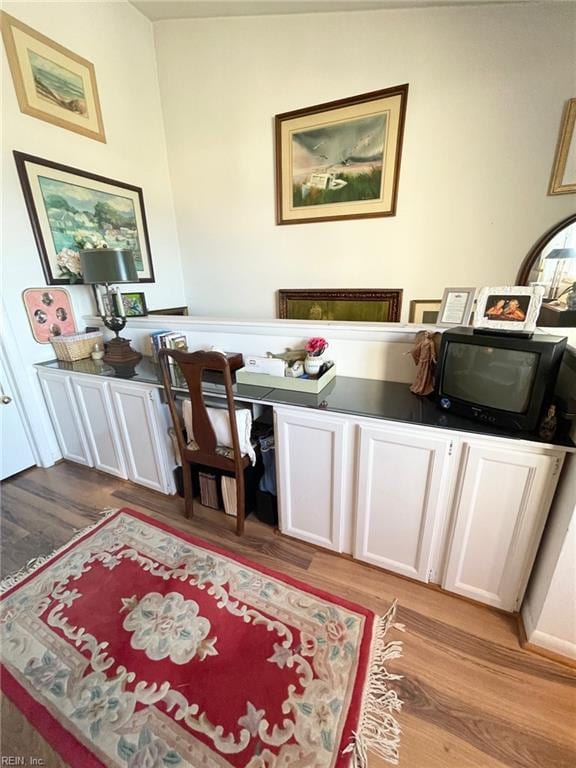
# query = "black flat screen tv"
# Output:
<box><xmin>436</xmin><ymin>327</ymin><xmax>567</xmax><ymax>431</ymax></box>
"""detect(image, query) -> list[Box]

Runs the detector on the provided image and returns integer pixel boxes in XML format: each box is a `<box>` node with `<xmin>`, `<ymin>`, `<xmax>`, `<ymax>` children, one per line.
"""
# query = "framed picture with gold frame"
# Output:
<box><xmin>0</xmin><ymin>11</ymin><xmax>105</xmax><ymax>143</ymax></box>
<box><xmin>278</xmin><ymin>289</ymin><xmax>402</xmax><ymax>322</ymax></box>
<box><xmin>408</xmin><ymin>299</ymin><xmax>442</xmax><ymax>324</ymax></box>
<box><xmin>549</xmin><ymin>98</ymin><xmax>576</xmax><ymax>195</ymax></box>
<box><xmin>275</xmin><ymin>85</ymin><xmax>408</xmax><ymax>224</ymax></box>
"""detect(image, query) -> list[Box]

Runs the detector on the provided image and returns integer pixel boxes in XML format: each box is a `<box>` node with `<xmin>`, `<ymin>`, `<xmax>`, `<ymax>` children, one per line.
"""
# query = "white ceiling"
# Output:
<box><xmin>130</xmin><ymin>0</ymin><xmax>563</xmax><ymax>22</ymax></box>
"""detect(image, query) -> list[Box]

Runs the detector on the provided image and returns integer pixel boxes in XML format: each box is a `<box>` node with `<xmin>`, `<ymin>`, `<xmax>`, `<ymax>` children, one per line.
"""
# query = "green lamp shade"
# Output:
<box><xmin>80</xmin><ymin>249</ymin><xmax>138</xmax><ymax>284</ymax></box>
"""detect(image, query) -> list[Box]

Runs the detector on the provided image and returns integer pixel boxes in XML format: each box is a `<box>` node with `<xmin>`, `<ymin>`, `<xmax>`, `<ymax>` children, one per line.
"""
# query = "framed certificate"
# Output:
<box><xmin>437</xmin><ymin>287</ymin><xmax>476</xmax><ymax>327</ymax></box>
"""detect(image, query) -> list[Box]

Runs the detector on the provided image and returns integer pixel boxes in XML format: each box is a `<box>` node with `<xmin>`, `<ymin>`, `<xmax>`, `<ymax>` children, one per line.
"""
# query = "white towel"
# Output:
<box><xmin>182</xmin><ymin>399</ymin><xmax>256</xmax><ymax>465</ymax></box>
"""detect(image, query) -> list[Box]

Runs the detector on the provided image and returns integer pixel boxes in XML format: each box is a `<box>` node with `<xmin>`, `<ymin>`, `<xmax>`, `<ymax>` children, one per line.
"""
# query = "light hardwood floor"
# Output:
<box><xmin>1</xmin><ymin>462</ymin><xmax>575</xmax><ymax>768</ymax></box>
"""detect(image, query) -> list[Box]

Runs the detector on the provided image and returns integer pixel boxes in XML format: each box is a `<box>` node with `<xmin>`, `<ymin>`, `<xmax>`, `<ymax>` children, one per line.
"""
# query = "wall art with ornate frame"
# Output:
<box><xmin>14</xmin><ymin>151</ymin><xmax>155</xmax><ymax>285</ymax></box>
<box><xmin>549</xmin><ymin>98</ymin><xmax>576</xmax><ymax>195</ymax></box>
<box><xmin>278</xmin><ymin>289</ymin><xmax>402</xmax><ymax>322</ymax></box>
<box><xmin>275</xmin><ymin>85</ymin><xmax>408</xmax><ymax>224</ymax></box>
<box><xmin>1</xmin><ymin>11</ymin><xmax>105</xmax><ymax>142</ymax></box>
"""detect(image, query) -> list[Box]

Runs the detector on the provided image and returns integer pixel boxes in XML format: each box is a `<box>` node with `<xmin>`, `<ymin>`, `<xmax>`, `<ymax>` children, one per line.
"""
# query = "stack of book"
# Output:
<box><xmin>199</xmin><ymin>471</ymin><xmax>220</xmax><ymax>509</ymax></box>
<box><xmin>149</xmin><ymin>330</ymin><xmax>188</xmax><ymax>361</ymax></box>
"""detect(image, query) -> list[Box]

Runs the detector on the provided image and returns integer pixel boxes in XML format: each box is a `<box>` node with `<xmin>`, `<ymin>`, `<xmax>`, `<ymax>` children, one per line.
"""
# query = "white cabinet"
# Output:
<box><xmin>443</xmin><ymin>442</ymin><xmax>564</xmax><ymax>611</ymax></box>
<box><xmin>109</xmin><ymin>381</ymin><xmax>173</xmax><ymax>493</ymax></box>
<box><xmin>37</xmin><ymin>367</ymin><xmax>177</xmax><ymax>494</ymax></box>
<box><xmin>71</xmin><ymin>377</ymin><xmax>127</xmax><ymax>479</ymax></box>
<box><xmin>275</xmin><ymin>408</ymin><xmax>352</xmax><ymax>552</ymax></box>
<box><xmin>354</xmin><ymin>423</ymin><xmax>453</xmax><ymax>582</ymax></box>
<box><xmin>39</xmin><ymin>372</ymin><xmax>92</xmax><ymax>466</ymax></box>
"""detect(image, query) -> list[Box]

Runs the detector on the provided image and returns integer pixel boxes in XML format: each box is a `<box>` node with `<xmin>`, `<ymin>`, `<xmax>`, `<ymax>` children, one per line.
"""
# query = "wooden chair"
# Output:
<box><xmin>158</xmin><ymin>349</ymin><xmax>251</xmax><ymax>535</ymax></box>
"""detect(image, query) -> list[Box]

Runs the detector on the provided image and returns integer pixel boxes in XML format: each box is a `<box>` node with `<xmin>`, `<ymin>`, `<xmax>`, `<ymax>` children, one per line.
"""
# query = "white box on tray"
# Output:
<box><xmin>244</xmin><ymin>355</ymin><xmax>286</xmax><ymax>375</ymax></box>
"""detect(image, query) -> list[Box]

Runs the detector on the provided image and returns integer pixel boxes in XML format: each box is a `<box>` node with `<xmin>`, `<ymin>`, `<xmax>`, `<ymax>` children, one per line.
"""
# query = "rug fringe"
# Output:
<box><xmin>0</xmin><ymin>507</ymin><xmax>119</xmax><ymax>594</ymax></box>
<box><xmin>343</xmin><ymin>599</ymin><xmax>404</xmax><ymax>767</ymax></box>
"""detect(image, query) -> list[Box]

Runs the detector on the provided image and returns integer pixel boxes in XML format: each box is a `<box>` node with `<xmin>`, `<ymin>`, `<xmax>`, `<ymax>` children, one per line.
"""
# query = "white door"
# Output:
<box><xmin>0</xmin><ymin>356</ymin><xmax>36</xmax><ymax>479</ymax></box>
<box><xmin>71</xmin><ymin>377</ymin><xmax>127</xmax><ymax>478</ymax></box>
<box><xmin>443</xmin><ymin>442</ymin><xmax>564</xmax><ymax>611</ymax></box>
<box><xmin>275</xmin><ymin>408</ymin><xmax>351</xmax><ymax>552</ymax></box>
<box><xmin>38</xmin><ymin>371</ymin><xmax>92</xmax><ymax>467</ymax></box>
<box><xmin>110</xmin><ymin>381</ymin><xmax>173</xmax><ymax>493</ymax></box>
<box><xmin>354</xmin><ymin>423</ymin><xmax>453</xmax><ymax>581</ymax></box>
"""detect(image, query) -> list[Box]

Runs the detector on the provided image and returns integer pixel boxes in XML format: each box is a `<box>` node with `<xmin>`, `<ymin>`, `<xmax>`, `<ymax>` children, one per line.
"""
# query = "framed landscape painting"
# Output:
<box><xmin>275</xmin><ymin>84</ymin><xmax>408</xmax><ymax>224</ymax></box>
<box><xmin>14</xmin><ymin>152</ymin><xmax>155</xmax><ymax>285</ymax></box>
<box><xmin>0</xmin><ymin>11</ymin><xmax>105</xmax><ymax>142</ymax></box>
<box><xmin>278</xmin><ymin>289</ymin><xmax>402</xmax><ymax>322</ymax></box>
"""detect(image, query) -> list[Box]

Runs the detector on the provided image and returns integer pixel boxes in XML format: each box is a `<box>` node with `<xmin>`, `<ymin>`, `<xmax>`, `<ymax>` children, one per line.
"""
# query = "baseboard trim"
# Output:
<box><xmin>517</xmin><ymin>614</ymin><xmax>576</xmax><ymax>669</ymax></box>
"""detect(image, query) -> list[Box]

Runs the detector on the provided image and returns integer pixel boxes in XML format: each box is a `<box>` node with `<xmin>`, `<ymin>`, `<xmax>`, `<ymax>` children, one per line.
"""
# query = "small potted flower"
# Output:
<box><xmin>304</xmin><ymin>337</ymin><xmax>328</xmax><ymax>376</ymax></box>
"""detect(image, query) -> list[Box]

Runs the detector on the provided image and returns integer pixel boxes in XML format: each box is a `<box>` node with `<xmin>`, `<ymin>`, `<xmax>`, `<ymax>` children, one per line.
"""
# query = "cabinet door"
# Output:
<box><xmin>443</xmin><ymin>443</ymin><xmax>563</xmax><ymax>611</ymax></box>
<box><xmin>38</xmin><ymin>372</ymin><xmax>92</xmax><ymax>466</ymax></box>
<box><xmin>275</xmin><ymin>409</ymin><xmax>350</xmax><ymax>552</ymax></box>
<box><xmin>354</xmin><ymin>424</ymin><xmax>452</xmax><ymax>581</ymax></box>
<box><xmin>110</xmin><ymin>382</ymin><xmax>173</xmax><ymax>493</ymax></box>
<box><xmin>71</xmin><ymin>377</ymin><xmax>127</xmax><ymax>479</ymax></box>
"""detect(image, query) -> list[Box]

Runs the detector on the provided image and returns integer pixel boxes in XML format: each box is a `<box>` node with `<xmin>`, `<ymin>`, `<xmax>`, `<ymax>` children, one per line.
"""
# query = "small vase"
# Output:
<box><xmin>304</xmin><ymin>354</ymin><xmax>325</xmax><ymax>376</ymax></box>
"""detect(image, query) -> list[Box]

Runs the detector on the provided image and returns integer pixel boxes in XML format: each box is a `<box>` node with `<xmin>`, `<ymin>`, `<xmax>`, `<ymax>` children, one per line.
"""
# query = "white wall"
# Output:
<box><xmin>523</xmin><ymin>455</ymin><xmax>576</xmax><ymax>660</ymax></box>
<box><xmin>154</xmin><ymin>4</ymin><xmax>576</xmax><ymax>319</ymax></box>
<box><xmin>1</xmin><ymin>0</ymin><xmax>184</xmax><ymax>462</ymax></box>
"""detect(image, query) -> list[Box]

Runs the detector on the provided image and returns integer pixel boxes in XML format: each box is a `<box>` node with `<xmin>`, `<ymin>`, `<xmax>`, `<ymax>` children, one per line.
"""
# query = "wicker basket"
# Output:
<box><xmin>50</xmin><ymin>331</ymin><xmax>104</xmax><ymax>362</ymax></box>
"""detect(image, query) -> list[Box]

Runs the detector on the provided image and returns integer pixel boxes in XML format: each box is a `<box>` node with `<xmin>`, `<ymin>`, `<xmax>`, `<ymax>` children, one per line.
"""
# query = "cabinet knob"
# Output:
<box><xmin>1</xmin><ymin>395</ymin><xmax>12</xmax><ymax>405</ymax></box>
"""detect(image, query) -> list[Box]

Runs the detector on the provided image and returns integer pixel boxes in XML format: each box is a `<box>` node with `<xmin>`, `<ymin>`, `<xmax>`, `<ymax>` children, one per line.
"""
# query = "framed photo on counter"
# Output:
<box><xmin>474</xmin><ymin>285</ymin><xmax>545</xmax><ymax>333</ymax></box>
<box><xmin>437</xmin><ymin>287</ymin><xmax>476</xmax><ymax>327</ymax></box>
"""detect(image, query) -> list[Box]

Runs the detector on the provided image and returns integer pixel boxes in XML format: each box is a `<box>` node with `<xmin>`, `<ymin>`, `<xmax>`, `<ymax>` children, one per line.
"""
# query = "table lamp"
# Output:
<box><xmin>545</xmin><ymin>247</ymin><xmax>576</xmax><ymax>299</ymax></box>
<box><xmin>80</xmin><ymin>249</ymin><xmax>142</xmax><ymax>367</ymax></box>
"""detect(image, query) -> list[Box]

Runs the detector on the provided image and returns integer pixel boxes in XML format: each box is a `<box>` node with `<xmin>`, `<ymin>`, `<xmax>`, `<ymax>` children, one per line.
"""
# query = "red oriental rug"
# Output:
<box><xmin>0</xmin><ymin>508</ymin><xmax>403</xmax><ymax>768</ymax></box>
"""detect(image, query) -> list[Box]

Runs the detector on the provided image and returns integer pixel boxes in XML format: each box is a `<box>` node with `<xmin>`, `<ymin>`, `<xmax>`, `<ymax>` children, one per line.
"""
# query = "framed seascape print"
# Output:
<box><xmin>409</xmin><ymin>299</ymin><xmax>442</xmax><ymax>324</ymax></box>
<box><xmin>278</xmin><ymin>289</ymin><xmax>402</xmax><ymax>322</ymax></box>
<box><xmin>549</xmin><ymin>98</ymin><xmax>576</xmax><ymax>195</ymax></box>
<box><xmin>14</xmin><ymin>152</ymin><xmax>155</xmax><ymax>285</ymax></box>
<box><xmin>437</xmin><ymin>287</ymin><xmax>476</xmax><ymax>327</ymax></box>
<box><xmin>121</xmin><ymin>291</ymin><xmax>148</xmax><ymax>317</ymax></box>
<box><xmin>0</xmin><ymin>12</ymin><xmax>105</xmax><ymax>143</ymax></box>
<box><xmin>474</xmin><ymin>286</ymin><xmax>545</xmax><ymax>334</ymax></box>
<box><xmin>275</xmin><ymin>84</ymin><xmax>408</xmax><ymax>224</ymax></box>
<box><xmin>22</xmin><ymin>287</ymin><xmax>76</xmax><ymax>342</ymax></box>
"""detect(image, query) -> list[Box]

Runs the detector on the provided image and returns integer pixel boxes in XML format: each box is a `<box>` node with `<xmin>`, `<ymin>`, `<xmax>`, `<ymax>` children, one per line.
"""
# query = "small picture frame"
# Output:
<box><xmin>22</xmin><ymin>287</ymin><xmax>76</xmax><ymax>342</ymax></box>
<box><xmin>437</xmin><ymin>287</ymin><xmax>476</xmax><ymax>327</ymax></box>
<box><xmin>408</xmin><ymin>299</ymin><xmax>442</xmax><ymax>324</ymax></box>
<box><xmin>121</xmin><ymin>291</ymin><xmax>148</xmax><ymax>317</ymax></box>
<box><xmin>474</xmin><ymin>286</ymin><xmax>545</xmax><ymax>334</ymax></box>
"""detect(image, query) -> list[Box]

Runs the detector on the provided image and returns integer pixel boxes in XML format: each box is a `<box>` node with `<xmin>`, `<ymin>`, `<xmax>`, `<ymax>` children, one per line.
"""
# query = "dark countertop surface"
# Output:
<box><xmin>36</xmin><ymin>357</ymin><xmax>575</xmax><ymax>450</ymax></box>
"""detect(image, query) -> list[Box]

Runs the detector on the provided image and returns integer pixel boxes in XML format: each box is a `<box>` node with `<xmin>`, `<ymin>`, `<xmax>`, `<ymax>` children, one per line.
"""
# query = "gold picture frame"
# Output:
<box><xmin>549</xmin><ymin>98</ymin><xmax>576</xmax><ymax>195</ymax></box>
<box><xmin>278</xmin><ymin>289</ymin><xmax>402</xmax><ymax>322</ymax></box>
<box><xmin>275</xmin><ymin>85</ymin><xmax>408</xmax><ymax>224</ymax></box>
<box><xmin>408</xmin><ymin>299</ymin><xmax>442</xmax><ymax>324</ymax></box>
<box><xmin>1</xmin><ymin>11</ymin><xmax>105</xmax><ymax>143</ymax></box>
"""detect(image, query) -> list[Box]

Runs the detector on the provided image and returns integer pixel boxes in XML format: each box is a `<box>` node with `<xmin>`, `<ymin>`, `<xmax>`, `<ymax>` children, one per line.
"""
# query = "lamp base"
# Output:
<box><xmin>103</xmin><ymin>337</ymin><xmax>142</xmax><ymax>366</ymax></box>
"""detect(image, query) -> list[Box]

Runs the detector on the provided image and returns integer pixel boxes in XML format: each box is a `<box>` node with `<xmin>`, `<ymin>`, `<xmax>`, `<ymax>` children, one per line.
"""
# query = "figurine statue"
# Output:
<box><xmin>539</xmin><ymin>404</ymin><xmax>557</xmax><ymax>442</ymax></box>
<box><xmin>410</xmin><ymin>331</ymin><xmax>441</xmax><ymax>396</ymax></box>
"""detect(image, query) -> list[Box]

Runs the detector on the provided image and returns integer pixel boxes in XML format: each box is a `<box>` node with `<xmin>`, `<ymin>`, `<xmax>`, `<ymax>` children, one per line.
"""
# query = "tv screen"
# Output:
<box><xmin>442</xmin><ymin>342</ymin><xmax>540</xmax><ymax>414</ymax></box>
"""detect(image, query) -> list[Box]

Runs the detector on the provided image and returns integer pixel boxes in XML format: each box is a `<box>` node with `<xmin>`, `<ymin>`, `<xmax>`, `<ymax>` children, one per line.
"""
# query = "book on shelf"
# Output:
<box><xmin>221</xmin><ymin>476</ymin><xmax>237</xmax><ymax>517</ymax></box>
<box><xmin>149</xmin><ymin>331</ymin><xmax>188</xmax><ymax>361</ymax></box>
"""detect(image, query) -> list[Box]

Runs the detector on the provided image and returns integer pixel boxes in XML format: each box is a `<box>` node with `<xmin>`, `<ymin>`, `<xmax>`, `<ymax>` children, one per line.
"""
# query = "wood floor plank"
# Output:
<box><xmin>1</xmin><ymin>462</ymin><xmax>575</xmax><ymax>768</ymax></box>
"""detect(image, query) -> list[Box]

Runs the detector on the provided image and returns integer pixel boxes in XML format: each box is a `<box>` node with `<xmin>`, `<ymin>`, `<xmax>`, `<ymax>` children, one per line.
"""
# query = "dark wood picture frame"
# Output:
<box><xmin>275</xmin><ymin>84</ymin><xmax>408</xmax><ymax>225</ymax></box>
<box><xmin>121</xmin><ymin>291</ymin><xmax>148</xmax><ymax>317</ymax></box>
<box><xmin>14</xmin><ymin>151</ymin><xmax>155</xmax><ymax>285</ymax></box>
<box><xmin>278</xmin><ymin>289</ymin><xmax>402</xmax><ymax>322</ymax></box>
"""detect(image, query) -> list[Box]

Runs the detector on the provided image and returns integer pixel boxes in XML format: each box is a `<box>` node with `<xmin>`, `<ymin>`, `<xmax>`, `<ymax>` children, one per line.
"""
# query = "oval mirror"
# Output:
<box><xmin>517</xmin><ymin>213</ymin><xmax>576</xmax><ymax>307</ymax></box>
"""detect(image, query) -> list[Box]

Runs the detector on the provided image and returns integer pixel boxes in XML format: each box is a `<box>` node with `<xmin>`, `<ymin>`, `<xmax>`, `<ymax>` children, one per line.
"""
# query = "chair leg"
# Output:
<box><xmin>182</xmin><ymin>462</ymin><xmax>194</xmax><ymax>519</ymax></box>
<box><xmin>235</xmin><ymin>471</ymin><xmax>245</xmax><ymax>536</ymax></box>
